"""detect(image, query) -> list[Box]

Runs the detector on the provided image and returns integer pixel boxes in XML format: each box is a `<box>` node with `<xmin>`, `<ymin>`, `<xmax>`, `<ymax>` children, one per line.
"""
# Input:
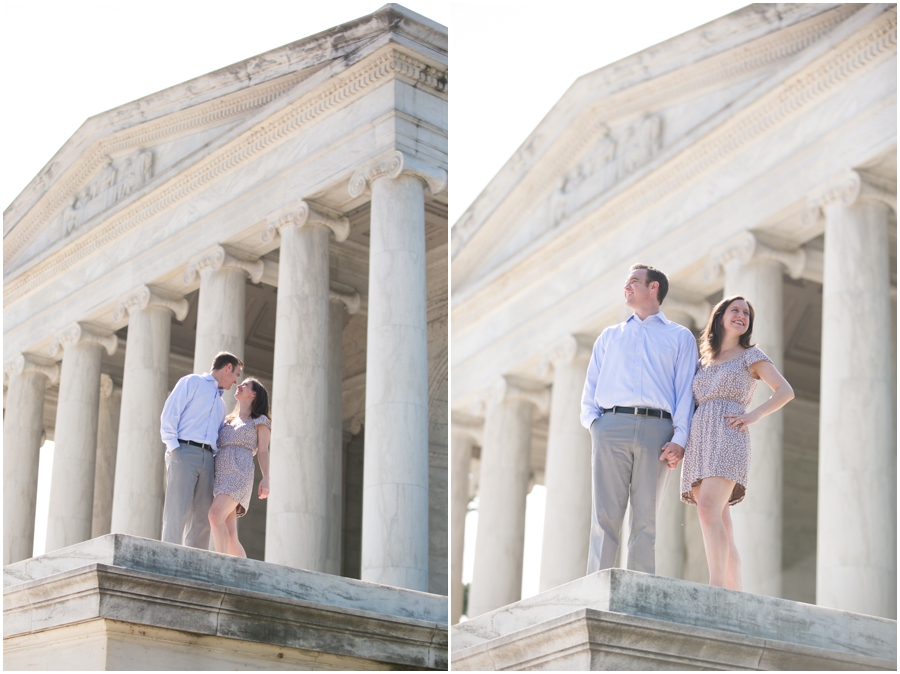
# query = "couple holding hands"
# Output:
<box><xmin>159</xmin><ymin>352</ymin><xmax>272</xmax><ymax>556</ymax></box>
<box><xmin>582</xmin><ymin>264</ymin><xmax>794</xmax><ymax>588</ymax></box>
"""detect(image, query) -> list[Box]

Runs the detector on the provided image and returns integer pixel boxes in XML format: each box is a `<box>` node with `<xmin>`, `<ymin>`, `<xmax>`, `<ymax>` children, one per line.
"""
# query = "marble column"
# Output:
<box><xmin>705</xmin><ymin>231</ymin><xmax>805</xmax><ymax>597</ymax></box>
<box><xmin>469</xmin><ymin>376</ymin><xmax>549</xmax><ymax>618</ymax></box>
<box><xmin>538</xmin><ymin>335</ymin><xmax>593</xmax><ymax>592</ymax></box>
<box><xmin>3</xmin><ymin>354</ymin><xmax>58</xmax><ymax>564</ymax></box>
<box><xmin>184</xmin><ymin>245</ymin><xmax>263</xmax><ymax>372</ymax></box>
<box><xmin>349</xmin><ymin>150</ymin><xmax>447</xmax><ymax>592</ymax></box>
<box><xmin>46</xmin><ymin>323</ymin><xmax>117</xmax><ymax>552</ymax></box>
<box><xmin>451</xmin><ymin>418</ymin><xmax>481</xmax><ymax>624</ymax></box>
<box><xmin>807</xmin><ymin>171</ymin><xmax>896</xmax><ymax>619</ymax></box>
<box><xmin>264</xmin><ymin>200</ymin><xmax>349</xmax><ymax>570</ymax></box>
<box><xmin>110</xmin><ymin>286</ymin><xmax>189</xmax><ymax>539</ymax></box>
<box><xmin>92</xmin><ymin>374</ymin><xmax>121</xmax><ymax>538</ymax></box>
<box><xmin>327</xmin><ymin>287</ymin><xmax>360</xmax><ymax>575</ymax></box>
<box><xmin>656</xmin><ymin>299</ymin><xmax>709</xmax><ymax>580</ymax></box>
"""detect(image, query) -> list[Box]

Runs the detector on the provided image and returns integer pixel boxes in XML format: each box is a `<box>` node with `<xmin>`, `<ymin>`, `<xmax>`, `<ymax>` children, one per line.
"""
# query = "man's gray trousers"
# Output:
<box><xmin>161</xmin><ymin>442</ymin><xmax>215</xmax><ymax>548</ymax></box>
<box><xmin>586</xmin><ymin>412</ymin><xmax>674</xmax><ymax>575</ymax></box>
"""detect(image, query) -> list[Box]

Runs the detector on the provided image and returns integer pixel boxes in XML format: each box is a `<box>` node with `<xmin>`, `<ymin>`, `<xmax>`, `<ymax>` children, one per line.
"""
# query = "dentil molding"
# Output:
<box><xmin>4</xmin><ymin>353</ymin><xmax>60</xmax><ymax>385</ymax></box>
<box><xmin>704</xmin><ymin>231</ymin><xmax>806</xmax><ymax>283</ymax></box>
<box><xmin>802</xmin><ymin>169</ymin><xmax>898</xmax><ymax>228</ymax></box>
<box><xmin>184</xmin><ymin>245</ymin><xmax>265</xmax><ymax>286</ymax></box>
<box><xmin>349</xmin><ymin>150</ymin><xmax>448</xmax><ymax>198</ymax></box>
<box><xmin>50</xmin><ymin>322</ymin><xmax>118</xmax><ymax>358</ymax></box>
<box><xmin>114</xmin><ymin>285</ymin><xmax>190</xmax><ymax>322</ymax></box>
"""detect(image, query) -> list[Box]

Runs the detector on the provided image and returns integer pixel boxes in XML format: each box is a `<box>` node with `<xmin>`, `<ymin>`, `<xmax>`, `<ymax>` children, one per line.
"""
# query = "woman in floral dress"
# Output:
<box><xmin>208</xmin><ymin>378</ymin><xmax>271</xmax><ymax>557</ymax></box>
<box><xmin>680</xmin><ymin>296</ymin><xmax>794</xmax><ymax>590</ymax></box>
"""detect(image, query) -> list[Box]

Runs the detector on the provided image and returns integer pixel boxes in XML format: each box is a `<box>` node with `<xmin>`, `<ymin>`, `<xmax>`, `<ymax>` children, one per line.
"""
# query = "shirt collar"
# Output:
<box><xmin>628</xmin><ymin>311</ymin><xmax>669</xmax><ymax>325</ymax></box>
<box><xmin>202</xmin><ymin>372</ymin><xmax>225</xmax><ymax>397</ymax></box>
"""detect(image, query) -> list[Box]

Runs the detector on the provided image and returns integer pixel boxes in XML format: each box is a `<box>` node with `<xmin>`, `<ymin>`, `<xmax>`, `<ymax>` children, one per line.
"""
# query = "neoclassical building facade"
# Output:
<box><xmin>451</xmin><ymin>3</ymin><xmax>896</xmax><ymax>624</ymax></box>
<box><xmin>4</xmin><ymin>5</ymin><xmax>448</xmax><ymax>597</ymax></box>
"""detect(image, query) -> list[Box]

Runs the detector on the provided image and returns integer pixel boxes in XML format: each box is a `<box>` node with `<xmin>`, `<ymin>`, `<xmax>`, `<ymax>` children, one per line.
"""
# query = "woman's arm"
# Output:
<box><xmin>725</xmin><ymin>360</ymin><xmax>794</xmax><ymax>431</ymax></box>
<box><xmin>256</xmin><ymin>424</ymin><xmax>271</xmax><ymax>499</ymax></box>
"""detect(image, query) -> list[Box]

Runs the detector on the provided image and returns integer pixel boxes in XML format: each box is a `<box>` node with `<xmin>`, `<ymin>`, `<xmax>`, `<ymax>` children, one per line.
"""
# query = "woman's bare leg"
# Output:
<box><xmin>208</xmin><ymin>493</ymin><xmax>238</xmax><ymax>554</ymax></box>
<box><xmin>695</xmin><ymin>476</ymin><xmax>737</xmax><ymax>588</ymax></box>
<box><xmin>722</xmin><ymin>504</ymin><xmax>741</xmax><ymax>590</ymax></box>
<box><xmin>225</xmin><ymin>509</ymin><xmax>246</xmax><ymax>558</ymax></box>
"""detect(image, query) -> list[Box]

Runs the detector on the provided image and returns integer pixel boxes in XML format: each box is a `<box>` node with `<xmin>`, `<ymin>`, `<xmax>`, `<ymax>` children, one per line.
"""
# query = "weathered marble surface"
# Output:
<box><xmin>4</xmin><ymin>534</ymin><xmax>446</xmax><ymax>625</ymax></box>
<box><xmin>5</xmin><ymin>559</ymin><xmax>447</xmax><ymax>671</ymax></box>
<box><xmin>452</xmin><ymin>606</ymin><xmax>894</xmax><ymax>671</ymax></box>
<box><xmin>451</xmin><ymin>569</ymin><xmax>896</xmax><ymax>663</ymax></box>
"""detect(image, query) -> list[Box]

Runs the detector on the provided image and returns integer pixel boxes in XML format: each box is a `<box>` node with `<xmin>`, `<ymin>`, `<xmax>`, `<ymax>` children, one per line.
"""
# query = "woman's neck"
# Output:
<box><xmin>719</xmin><ymin>333</ymin><xmax>742</xmax><ymax>354</ymax></box>
<box><xmin>237</xmin><ymin>401</ymin><xmax>253</xmax><ymax>419</ymax></box>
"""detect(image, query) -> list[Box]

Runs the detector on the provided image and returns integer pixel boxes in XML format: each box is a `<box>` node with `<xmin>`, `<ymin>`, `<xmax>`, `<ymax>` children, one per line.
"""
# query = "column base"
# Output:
<box><xmin>451</xmin><ymin>570</ymin><xmax>896</xmax><ymax>671</ymax></box>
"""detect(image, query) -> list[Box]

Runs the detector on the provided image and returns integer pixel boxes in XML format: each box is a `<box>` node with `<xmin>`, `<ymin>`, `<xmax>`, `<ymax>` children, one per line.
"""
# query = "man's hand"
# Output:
<box><xmin>660</xmin><ymin>442</ymin><xmax>684</xmax><ymax>469</ymax></box>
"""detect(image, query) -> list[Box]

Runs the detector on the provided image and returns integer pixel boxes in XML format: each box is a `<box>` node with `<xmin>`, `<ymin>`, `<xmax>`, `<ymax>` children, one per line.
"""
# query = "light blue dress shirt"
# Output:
<box><xmin>580</xmin><ymin>311</ymin><xmax>698</xmax><ymax>448</ymax></box>
<box><xmin>160</xmin><ymin>373</ymin><xmax>226</xmax><ymax>454</ymax></box>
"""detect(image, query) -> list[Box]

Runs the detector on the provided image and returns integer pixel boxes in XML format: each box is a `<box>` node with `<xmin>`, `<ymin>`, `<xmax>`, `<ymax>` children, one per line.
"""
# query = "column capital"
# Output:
<box><xmin>4</xmin><ymin>353</ymin><xmax>60</xmax><ymax>385</ymax></box>
<box><xmin>329</xmin><ymin>286</ymin><xmax>361</xmax><ymax>315</ymax></box>
<box><xmin>99</xmin><ymin>373</ymin><xmax>115</xmax><ymax>398</ymax></box>
<box><xmin>802</xmin><ymin>170</ymin><xmax>897</xmax><ymax>228</ymax></box>
<box><xmin>114</xmin><ymin>285</ymin><xmax>189</xmax><ymax>322</ymax></box>
<box><xmin>50</xmin><ymin>322</ymin><xmax>118</xmax><ymax>358</ymax></box>
<box><xmin>260</xmin><ymin>199</ymin><xmax>349</xmax><ymax>244</ymax></box>
<box><xmin>538</xmin><ymin>334</ymin><xmax>594</xmax><ymax>379</ymax></box>
<box><xmin>664</xmin><ymin>297</ymin><xmax>713</xmax><ymax>330</ymax></box>
<box><xmin>348</xmin><ymin>150</ymin><xmax>447</xmax><ymax>198</ymax></box>
<box><xmin>475</xmin><ymin>375</ymin><xmax>550</xmax><ymax>416</ymax></box>
<box><xmin>452</xmin><ymin>413</ymin><xmax>484</xmax><ymax>446</ymax></box>
<box><xmin>704</xmin><ymin>231</ymin><xmax>806</xmax><ymax>283</ymax></box>
<box><xmin>184</xmin><ymin>244</ymin><xmax>264</xmax><ymax>285</ymax></box>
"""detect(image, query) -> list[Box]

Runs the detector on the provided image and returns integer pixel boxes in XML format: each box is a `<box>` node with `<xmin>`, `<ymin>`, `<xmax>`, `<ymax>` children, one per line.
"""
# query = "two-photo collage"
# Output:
<box><xmin>2</xmin><ymin>1</ymin><xmax>896</xmax><ymax>670</ymax></box>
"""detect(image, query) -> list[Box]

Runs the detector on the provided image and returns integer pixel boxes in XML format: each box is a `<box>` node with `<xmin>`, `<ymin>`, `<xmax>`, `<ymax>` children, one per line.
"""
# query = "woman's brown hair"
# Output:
<box><xmin>226</xmin><ymin>378</ymin><xmax>271</xmax><ymax>422</ymax></box>
<box><xmin>699</xmin><ymin>295</ymin><xmax>756</xmax><ymax>365</ymax></box>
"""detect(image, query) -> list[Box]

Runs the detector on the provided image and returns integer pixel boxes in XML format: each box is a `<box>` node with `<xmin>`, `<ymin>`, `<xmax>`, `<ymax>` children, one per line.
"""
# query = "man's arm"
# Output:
<box><xmin>160</xmin><ymin>376</ymin><xmax>192</xmax><ymax>451</ymax></box>
<box><xmin>580</xmin><ymin>335</ymin><xmax>604</xmax><ymax>429</ymax></box>
<box><xmin>670</xmin><ymin>330</ymin><xmax>698</xmax><ymax>448</ymax></box>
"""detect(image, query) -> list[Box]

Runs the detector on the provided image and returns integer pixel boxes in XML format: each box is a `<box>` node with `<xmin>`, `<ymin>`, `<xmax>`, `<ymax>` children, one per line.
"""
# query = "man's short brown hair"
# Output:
<box><xmin>630</xmin><ymin>264</ymin><xmax>669</xmax><ymax>305</ymax></box>
<box><xmin>211</xmin><ymin>352</ymin><xmax>243</xmax><ymax>372</ymax></box>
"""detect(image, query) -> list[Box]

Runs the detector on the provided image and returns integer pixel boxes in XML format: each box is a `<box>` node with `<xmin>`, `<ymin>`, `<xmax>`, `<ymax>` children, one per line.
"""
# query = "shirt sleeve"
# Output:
<box><xmin>670</xmin><ymin>330</ymin><xmax>699</xmax><ymax>447</ymax></box>
<box><xmin>160</xmin><ymin>376</ymin><xmax>192</xmax><ymax>451</ymax></box>
<box><xmin>580</xmin><ymin>335</ymin><xmax>604</xmax><ymax>429</ymax></box>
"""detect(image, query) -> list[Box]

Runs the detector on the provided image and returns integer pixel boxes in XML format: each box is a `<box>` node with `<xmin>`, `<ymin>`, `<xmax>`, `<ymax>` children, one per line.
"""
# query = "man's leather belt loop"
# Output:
<box><xmin>605</xmin><ymin>406</ymin><xmax>672</xmax><ymax>420</ymax></box>
<box><xmin>179</xmin><ymin>438</ymin><xmax>213</xmax><ymax>451</ymax></box>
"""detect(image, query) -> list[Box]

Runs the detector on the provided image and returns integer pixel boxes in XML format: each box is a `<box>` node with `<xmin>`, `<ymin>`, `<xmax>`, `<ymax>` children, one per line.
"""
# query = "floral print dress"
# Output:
<box><xmin>213</xmin><ymin>415</ymin><xmax>270</xmax><ymax>517</ymax></box>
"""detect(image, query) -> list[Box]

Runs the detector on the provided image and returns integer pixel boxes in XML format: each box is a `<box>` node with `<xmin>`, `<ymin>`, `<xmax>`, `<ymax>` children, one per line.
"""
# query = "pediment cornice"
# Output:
<box><xmin>4</xmin><ymin>44</ymin><xmax>447</xmax><ymax>306</ymax></box>
<box><xmin>452</xmin><ymin>4</ymin><xmax>863</xmax><ymax>281</ymax></box>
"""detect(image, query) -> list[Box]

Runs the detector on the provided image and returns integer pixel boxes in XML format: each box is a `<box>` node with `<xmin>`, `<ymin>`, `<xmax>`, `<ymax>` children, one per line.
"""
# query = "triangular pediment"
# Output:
<box><xmin>451</xmin><ymin>3</ymin><xmax>863</xmax><ymax>292</ymax></box>
<box><xmin>3</xmin><ymin>3</ymin><xmax>447</xmax><ymax>276</ymax></box>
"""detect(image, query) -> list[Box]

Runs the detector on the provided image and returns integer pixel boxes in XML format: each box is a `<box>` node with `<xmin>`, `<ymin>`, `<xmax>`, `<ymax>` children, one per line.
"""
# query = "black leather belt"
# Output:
<box><xmin>604</xmin><ymin>406</ymin><xmax>672</xmax><ymax>420</ymax></box>
<box><xmin>179</xmin><ymin>439</ymin><xmax>213</xmax><ymax>451</ymax></box>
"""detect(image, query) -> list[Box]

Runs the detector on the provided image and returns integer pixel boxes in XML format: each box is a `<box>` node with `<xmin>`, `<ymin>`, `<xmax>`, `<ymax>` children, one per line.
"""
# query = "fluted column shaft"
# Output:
<box><xmin>723</xmin><ymin>256</ymin><xmax>785</xmax><ymax>598</ymax></box>
<box><xmin>46</xmin><ymin>325</ymin><xmax>116</xmax><ymax>552</ymax></box>
<box><xmin>539</xmin><ymin>339</ymin><xmax>592</xmax><ymax>591</ymax></box>
<box><xmin>469</xmin><ymin>379</ymin><xmax>545</xmax><ymax>617</ymax></box>
<box><xmin>92</xmin><ymin>375</ymin><xmax>121</xmax><ymax>538</ymax></box>
<box><xmin>817</xmin><ymin>191</ymin><xmax>894</xmax><ymax>618</ymax></box>
<box><xmin>361</xmin><ymin>174</ymin><xmax>430</xmax><ymax>591</ymax></box>
<box><xmin>111</xmin><ymin>288</ymin><xmax>186</xmax><ymax>539</ymax></box>
<box><xmin>451</xmin><ymin>428</ymin><xmax>476</xmax><ymax>624</ymax></box>
<box><xmin>3</xmin><ymin>355</ymin><xmax>56</xmax><ymax>564</ymax></box>
<box><xmin>267</xmin><ymin>204</ymin><xmax>343</xmax><ymax>570</ymax></box>
<box><xmin>194</xmin><ymin>267</ymin><xmax>246</xmax><ymax>371</ymax></box>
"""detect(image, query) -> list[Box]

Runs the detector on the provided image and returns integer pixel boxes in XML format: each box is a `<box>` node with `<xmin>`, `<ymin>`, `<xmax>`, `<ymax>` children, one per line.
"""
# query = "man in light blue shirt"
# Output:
<box><xmin>160</xmin><ymin>352</ymin><xmax>242</xmax><ymax>548</ymax></box>
<box><xmin>581</xmin><ymin>264</ymin><xmax>697</xmax><ymax>575</ymax></box>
